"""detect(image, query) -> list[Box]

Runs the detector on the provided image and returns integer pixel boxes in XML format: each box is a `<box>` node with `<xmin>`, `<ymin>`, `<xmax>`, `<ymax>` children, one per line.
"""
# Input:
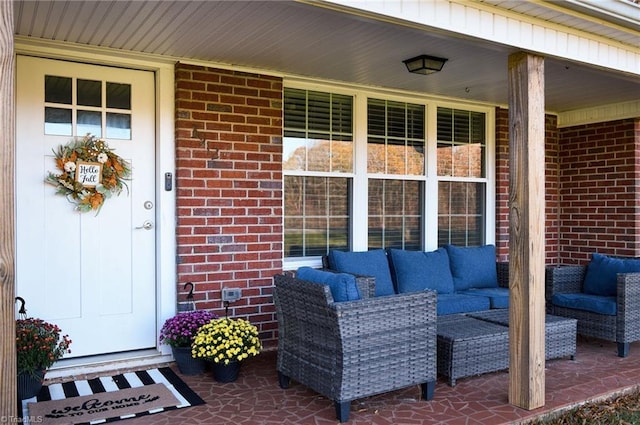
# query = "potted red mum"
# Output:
<box><xmin>16</xmin><ymin>318</ymin><xmax>72</xmax><ymax>400</ymax></box>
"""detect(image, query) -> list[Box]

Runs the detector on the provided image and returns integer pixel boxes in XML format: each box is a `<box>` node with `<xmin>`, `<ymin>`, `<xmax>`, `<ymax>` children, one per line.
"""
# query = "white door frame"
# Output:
<box><xmin>16</xmin><ymin>38</ymin><xmax>177</xmax><ymax>363</ymax></box>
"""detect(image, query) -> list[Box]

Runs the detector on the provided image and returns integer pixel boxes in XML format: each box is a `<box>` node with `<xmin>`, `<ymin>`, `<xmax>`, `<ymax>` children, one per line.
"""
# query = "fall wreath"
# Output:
<box><xmin>46</xmin><ymin>134</ymin><xmax>131</xmax><ymax>213</ymax></box>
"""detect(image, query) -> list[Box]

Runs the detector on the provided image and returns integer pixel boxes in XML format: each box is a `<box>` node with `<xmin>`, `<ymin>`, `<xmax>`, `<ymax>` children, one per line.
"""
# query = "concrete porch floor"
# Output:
<box><xmin>45</xmin><ymin>336</ymin><xmax>640</xmax><ymax>424</ymax></box>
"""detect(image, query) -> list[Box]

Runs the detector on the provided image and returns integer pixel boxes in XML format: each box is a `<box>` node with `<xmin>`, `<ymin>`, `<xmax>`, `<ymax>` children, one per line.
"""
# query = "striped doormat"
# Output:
<box><xmin>21</xmin><ymin>367</ymin><xmax>205</xmax><ymax>425</ymax></box>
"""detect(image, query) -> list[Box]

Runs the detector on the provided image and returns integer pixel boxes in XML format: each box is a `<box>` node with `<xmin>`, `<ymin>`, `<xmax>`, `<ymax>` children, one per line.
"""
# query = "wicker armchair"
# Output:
<box><xmin>273</xmin><ymin>273</ymin><xmax>437</xmax><ymax>422</ymax></box>
<box><xmin>546</xmin><ymin>265</ymin><xmax>640</xmax><ymax>357</ymax></box>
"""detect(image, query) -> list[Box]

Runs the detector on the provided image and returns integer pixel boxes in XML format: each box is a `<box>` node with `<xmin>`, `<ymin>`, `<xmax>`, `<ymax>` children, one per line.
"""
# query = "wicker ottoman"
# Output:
<box><xmin>437</xmin><ymin>314</ymin><xmax>509</xmax><ymax>386</ymax></box>
<box><xmin>467</xmin><ymin>309</ymin><xmax>577</xmax><ymax>361</ymax></box>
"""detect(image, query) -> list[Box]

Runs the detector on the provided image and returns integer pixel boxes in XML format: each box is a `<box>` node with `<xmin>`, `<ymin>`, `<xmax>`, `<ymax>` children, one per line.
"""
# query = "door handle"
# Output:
<box><xmin>136</xmin><ymin>220</ymin><xmax>153</xmax><ymax>230</ymax></box>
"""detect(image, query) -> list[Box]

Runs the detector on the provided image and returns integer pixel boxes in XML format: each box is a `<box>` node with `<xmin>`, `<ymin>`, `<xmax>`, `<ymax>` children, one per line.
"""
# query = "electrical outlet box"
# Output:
<box><xmin>222</xmin><ymin>287</ymin><xmax>242</xmax><ymax>302</ymax></box>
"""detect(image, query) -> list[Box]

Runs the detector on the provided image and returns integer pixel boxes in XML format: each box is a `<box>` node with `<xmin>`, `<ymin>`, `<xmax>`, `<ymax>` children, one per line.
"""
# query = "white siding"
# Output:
<box><xmin>327</xmin><ymin>0</ymin><xmax>640</xmax><ymax>75</ymax></box>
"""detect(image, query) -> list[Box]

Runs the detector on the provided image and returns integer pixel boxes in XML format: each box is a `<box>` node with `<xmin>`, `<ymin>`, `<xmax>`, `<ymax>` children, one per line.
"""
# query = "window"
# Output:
<box><xmin>367</xmin><ymin>99</ymin><xmax>425</xmax><ymax>250</ymax></box>
<box><xmin>283</xmin><ymin>88</ymin><xmax>353</xmax><ymax>257</ymax></box>
<box><xmin>282</xmin><ymin>84</ymin><xmax>493</xmax><ymax>264</ymax></box>
<box><xmin>44</xmin><ymin>75</ymin><xmax>132</xmax><ymax>139</ymax></box>
<box><xmin>368</xmin><ymin>179</ymin><xmax>422</xmax><ymax>250</ymax></box>
<box><xmin>284</xmin><ymin>176</ymin><xmax>350</xmax><ymax>256</ymax></box>
<box><xmin>437</xmin><ymin>107</ymin><xmax>487</xmax><ymax>245</ymax></box>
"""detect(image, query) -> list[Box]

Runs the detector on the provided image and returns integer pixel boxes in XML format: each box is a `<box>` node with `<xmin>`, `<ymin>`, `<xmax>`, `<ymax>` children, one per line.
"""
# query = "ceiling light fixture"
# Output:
<box><xmin>403</xmin><ymin>54</ymin><xmax>448</xmax><ymax>75</ymax></box>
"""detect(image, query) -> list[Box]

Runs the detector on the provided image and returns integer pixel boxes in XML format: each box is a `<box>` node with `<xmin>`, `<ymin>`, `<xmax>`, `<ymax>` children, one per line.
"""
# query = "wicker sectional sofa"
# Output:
<box><xmin>272</xmin><ymin>244</ymin><xmax>510</xmax><ymax>420</ymax></box>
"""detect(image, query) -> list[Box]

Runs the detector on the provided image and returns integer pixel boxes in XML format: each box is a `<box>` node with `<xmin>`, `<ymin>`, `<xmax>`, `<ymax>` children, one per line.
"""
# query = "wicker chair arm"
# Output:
<box><xmin>333</xmin><ymin>290</ymin><xmax>437</xmax><ymax>328</ymax></box>
<box><xmin>351</xmin><ymin>274</ymin><xmax>375</xmax><ymax>299</ymax></box>
<box><xmin>545</xmin><ymin>265</ymin><xmax>586</xmax><ymax>301</ymax></box>
<box><xmin>617</xmin><ymin>272</ymin><xmax>640</xmax><ymax>336</ymax></box>
<box><xmin>330</xmin><ymin>290</ymin><xmax>437</xmax><ymax>353</ymax></box>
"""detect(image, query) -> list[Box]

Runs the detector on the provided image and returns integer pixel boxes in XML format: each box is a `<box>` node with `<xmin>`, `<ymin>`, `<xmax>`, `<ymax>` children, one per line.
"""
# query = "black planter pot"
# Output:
<box><xmin>172</xmin><ymin>346</ymin><xmax>206</xmax><ymax>375</ymax></box>
<box><xmin>212</xmin><ymin>361</ymin><xmax>241</xmax><ymax>383</ymax></box>
<box><xmin>17</xmin><ymin>369</ymin><xmax>44</xmax><ymax>400</ymax></box>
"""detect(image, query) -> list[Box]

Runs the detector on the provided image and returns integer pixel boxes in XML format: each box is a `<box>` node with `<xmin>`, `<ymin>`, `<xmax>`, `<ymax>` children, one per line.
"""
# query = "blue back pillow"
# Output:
<box><xmin>328</xmin><ymin>249</ymin><xmax>396</xmax><ymax>296</ymax></box>
<box><xmin>388</xmin><ymin>248</ymin><xmax>454</xmax><ymax>294</ymax></box>
<box><xmin>296</xmin><ymin>267</ymin><xmax>360</xmax><ymax>302</ymax></box>
<box><xmin>583</xmin><ymin>253</ymin><xmax>640</xmax><ymax>296</ymax></box>
<box><xmin>445</xmin><ymin>244</ymin><xmax>498</xmax><ymax>291</ymax></box>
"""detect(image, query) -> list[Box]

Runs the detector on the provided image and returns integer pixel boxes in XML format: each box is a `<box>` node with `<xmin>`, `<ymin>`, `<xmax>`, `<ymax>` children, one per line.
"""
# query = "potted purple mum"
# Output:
<box><xmin>159</xmin><ymin>310</ymin><xmax>217</xmax><ymax>375</ymax></box>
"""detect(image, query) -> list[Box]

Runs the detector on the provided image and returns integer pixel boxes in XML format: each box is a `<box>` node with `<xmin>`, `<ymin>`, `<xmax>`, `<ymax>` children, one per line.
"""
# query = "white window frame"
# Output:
<box><xmin>283</xmin><ymin>80</ymin><xmax>495</xmax><ymax>269</ymax></box>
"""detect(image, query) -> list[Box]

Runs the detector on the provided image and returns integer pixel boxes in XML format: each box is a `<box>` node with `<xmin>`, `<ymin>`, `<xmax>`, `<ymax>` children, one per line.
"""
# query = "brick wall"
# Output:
<box><xmin>557</xmin><ymin>118</ymin><xmax>640</xmax><ymax>264</ymax></box>
<box><xmin>494</xmin><ymin>108</ymin><xmax>560</xmax><ymax>263</ymax></box>
<box><xmin>495</xmin><ymin>108</ymin><xmax>509</xmax><ymax>261</ymax></box>
<box><xmin>174</xmin><ymin>64</ymin><xmax>283</xmax><ymax>349</ymax></box>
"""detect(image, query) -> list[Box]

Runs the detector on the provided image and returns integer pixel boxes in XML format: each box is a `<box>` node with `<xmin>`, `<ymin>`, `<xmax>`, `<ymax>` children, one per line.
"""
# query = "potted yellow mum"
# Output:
<box><xmin>191</xmin><ymin>317</ymin><xmax>262</xmax><ymax>382</ymax></box>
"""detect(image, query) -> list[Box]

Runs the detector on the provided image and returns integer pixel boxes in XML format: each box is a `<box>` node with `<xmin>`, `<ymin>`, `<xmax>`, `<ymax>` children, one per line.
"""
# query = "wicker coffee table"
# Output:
<box><xmin>437</xmin><ymin>310</ymin><xmax>578</xmax><ymax>386</ymax></box>
<box><xmin>467</xmin><ymin>309</ymin><xmax>577</xmax><ymax>361</ymax></box>
<box><xmin>437</xmin><ymin>314</ymin><xmax>509</xmax><ymax>386</ymax></box>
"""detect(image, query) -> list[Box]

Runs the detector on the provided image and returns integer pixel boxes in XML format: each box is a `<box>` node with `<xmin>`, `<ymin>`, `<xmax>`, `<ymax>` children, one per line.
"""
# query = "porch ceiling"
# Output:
<box><xmin>13</xmin><ymin>0</ymin><xmax>640</xmax><ymax>113</ymax></box>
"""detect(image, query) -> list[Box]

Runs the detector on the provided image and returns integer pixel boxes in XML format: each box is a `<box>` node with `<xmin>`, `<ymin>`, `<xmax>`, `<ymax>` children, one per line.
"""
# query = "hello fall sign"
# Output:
<box><xmin>75</xmin><ymin>161</ymin><xmax>102</xmax><ymax>188</ymax></box>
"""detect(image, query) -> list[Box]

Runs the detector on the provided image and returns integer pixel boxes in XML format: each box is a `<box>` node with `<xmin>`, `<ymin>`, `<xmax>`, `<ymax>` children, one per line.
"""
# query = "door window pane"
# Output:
<box><xmin>44</xmin><ymin>107</ymin><xmax>72</xmax><ymax>135</ymax></box>
<box><xmin>107</xmin><ymin>113</ymin><xmax>131</xmax><ymax>139</ymax></box>
<box><xmin>45</xmin><ymin>76</ymin><xmax>72</xmax><ymax>104</ymax></box>
<box><xmin>77</xmin><ymin>110</ymin><xmax>102</xmax><ymax>137</ymax></box>
<box><xmin>107</xmin><ymin>82</ymin><xmax>131</xmax><ymax>110</ymax></box>
<box><xmin>77</xmin><ymin>79</ymin><xmax>102</xmax><ymax>107</ymax></box>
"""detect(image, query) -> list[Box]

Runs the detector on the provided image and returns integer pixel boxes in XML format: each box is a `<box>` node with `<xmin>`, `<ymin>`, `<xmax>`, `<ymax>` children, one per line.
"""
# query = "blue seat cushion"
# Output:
<box><xmin>388</xmin><ymin>248</ymin><xmax>454</xmax><ymax>294</ymax></box>
<box><xmin>296</xmin><ymin>267</ymin><xmax>360</xmax><ymax>302</ymax></box>
<box><xmin>437</xmin><ymin>293</ymin><xmax>491</xmax><ymax>316</ymax></box>
<box><xmin>551</xmin><ymin>293</ymin><xmax>617</xmax><ymax>316</ymax></box>
<box><xmin>445</xmin><ymin>244</ymin><xmax>498</xmax><ymax>291</ymax></box>
<box><xmin>328</xmin><ymin>249</ymin><xmax>395</xmax><ymax>296</ymax></box>
<box><xmin>583</xmin><ymin>253</ymin><xmax>640</xmax><ymax>297</ymax></box>
<box><xmin>459</xmin><ymin>287</ymin><xmax>509</xmax><ymax>309</ymax></box>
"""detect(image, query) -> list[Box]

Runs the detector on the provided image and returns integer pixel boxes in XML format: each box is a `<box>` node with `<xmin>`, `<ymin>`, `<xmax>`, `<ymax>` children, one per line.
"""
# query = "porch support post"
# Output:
<box><xmin>0</xmin><ymin>0</ymin><xmax>16</xmax><ymax>416</ymax></box>
<box><xmin>507</xmin><ymin>52</ymin><xmax>546</xmax><ymax>409</ymax></box>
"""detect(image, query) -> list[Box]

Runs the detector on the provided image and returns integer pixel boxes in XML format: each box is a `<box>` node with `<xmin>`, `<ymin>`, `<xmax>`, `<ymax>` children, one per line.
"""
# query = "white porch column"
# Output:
<box><xmin>508</xmin><ymin>51</ymin><xmax>546</xmax><ymax>409</ymax></box>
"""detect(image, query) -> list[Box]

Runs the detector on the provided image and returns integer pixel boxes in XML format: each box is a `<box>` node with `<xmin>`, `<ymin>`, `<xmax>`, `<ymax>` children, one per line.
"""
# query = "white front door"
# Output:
<box><xmin>16</xmin><ymin>56</ymin><xmax>157</xmax><ymax>358</ymax></box>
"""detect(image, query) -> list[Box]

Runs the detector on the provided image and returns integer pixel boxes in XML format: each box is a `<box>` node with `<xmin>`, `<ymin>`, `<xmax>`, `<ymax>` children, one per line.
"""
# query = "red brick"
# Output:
<box><xmin>176</xmin><ymin>63</ymin><xmax>284</xmax><ymax>348</ymax></box>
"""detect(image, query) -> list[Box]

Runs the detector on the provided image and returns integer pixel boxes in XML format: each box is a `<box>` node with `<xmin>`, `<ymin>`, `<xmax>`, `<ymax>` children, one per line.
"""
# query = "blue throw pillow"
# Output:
<box><xmin>328</xmin><ymin>249</ymin><xmax>395</xmax><ymax>296</ymax></box>
<box><xmin>295</xmin><ymin>267</ymin><xmax>360</xmax><ymax>302</ymax></box>
<box><xmin>445</xmin><ymin>244</ymin><xmax>498</xmax><ymax>291</ymax></box>
<box><xmin>388</xmin><ymin>248</ymin><xmax>454</xmax><ymax>294</ymax></box>
<box><xmin>583</xmin><ymin>253</ymin><xmax>640</xmax><ymax>296</ymax></box>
